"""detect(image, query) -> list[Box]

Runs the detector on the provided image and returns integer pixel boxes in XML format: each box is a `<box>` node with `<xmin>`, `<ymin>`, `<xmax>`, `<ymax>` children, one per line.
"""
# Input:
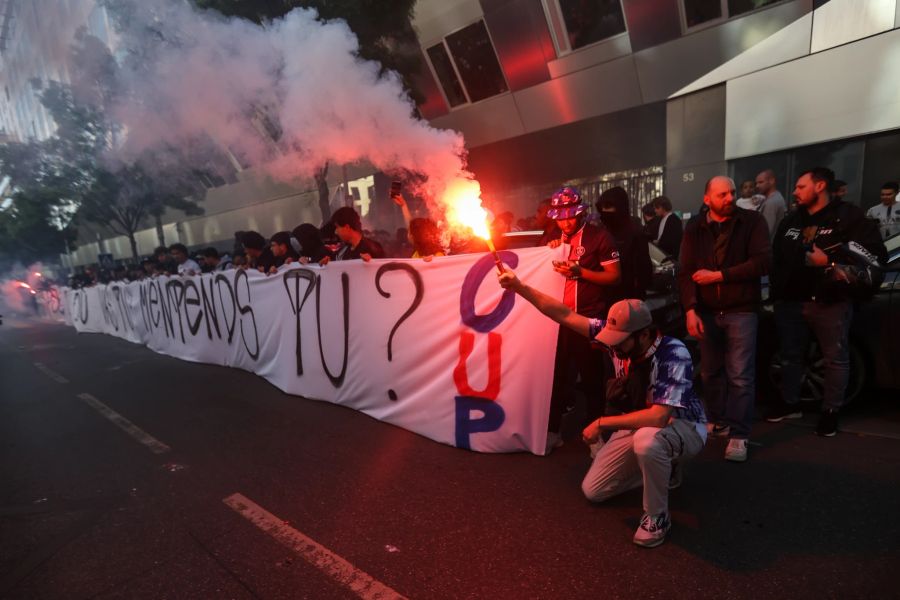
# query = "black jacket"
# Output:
<box><xmin>251</xmin><ymin>247</ymin><xmax>277</xmax><ymax>272</ymax></box>
<box><xmin>655</xmin><ymin>213</ymin><xmax>683</xmax><ymax>258</ymax></box>
<box><xmin>273</xmin><ymin>247</ymin><xmax>300</xmax><ymax>268</ymax></box>
<box><xmin>679</xmin><ymin>207</ymin><xmax>771</xmax><ymax>313</ymax></box>
<box><xmin>643</xmin><ymin>216</ymin><xmax>660</xmax><ymax>243</ymax></box>
<box><xmin>336</xmin><ymin>236</ymin><xmax>386</xmax><ymax>260</ymax></box>
<box><xmin>771</xmin><ymin>199</ymin><xmax>887</xmax><ymax>303</ymax></box>
<box><xmin>605</xmin><ymin>217</ymin><xmax>652</xmax><ymax>301</ymax></box>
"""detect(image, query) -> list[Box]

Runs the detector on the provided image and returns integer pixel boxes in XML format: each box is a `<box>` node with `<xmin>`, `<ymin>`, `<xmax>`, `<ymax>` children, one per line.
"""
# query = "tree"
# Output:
<box><xmin>0</xmin><ymin>83</ymin><xmax>97</xmax><ymax>266</ymax></box>
<box><xmin>76</xmin><ymin>166</ymin><xmax>151</xmax><ymax>259</ymax></box>
<box><xmin>0</xmin><ymin>188</ymin><xmax>78</xmax><ymax>266</ymax></box>
<box><xmin>314</xmin><ymin>163</ymin><xmax>331</xmax><ymax>224</ymax></box>
<box><xmin>0</xmin><ymin>30</ymin><xmax>206</xmax><ymax>261</ymax></box>
<box><xmin>74</xmin><ymin>154</ymin><xmax>207</xmax><ymax>258</ymax></box>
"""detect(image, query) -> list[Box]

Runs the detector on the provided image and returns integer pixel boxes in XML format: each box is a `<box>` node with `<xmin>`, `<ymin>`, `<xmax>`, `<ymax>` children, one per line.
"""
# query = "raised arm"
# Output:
<box><xmin>498</xmin><ymin>269</ymin><xmax>592</xmax><ymax>338</ymax></box>
<box><xmin>392</xmin><ymin>193</ymin><xmax>413</xmax><ymax>227</ymax></box>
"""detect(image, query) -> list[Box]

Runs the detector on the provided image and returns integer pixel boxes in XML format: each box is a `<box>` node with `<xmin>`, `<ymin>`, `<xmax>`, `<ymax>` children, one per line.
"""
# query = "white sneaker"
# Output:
<box><xmin>633</xmin><ymin>512</ymin><xmax>671</xmax><ymax>548</ymax></box>
<box><xmin>724</xmin><ymin>438</ymin><xmax>748</xmax><ymax>462</ymax></box>
<box><xmin>544</xmin><ymin>431</ymin><xmax>563</xmax><ymax>455</ymax></box>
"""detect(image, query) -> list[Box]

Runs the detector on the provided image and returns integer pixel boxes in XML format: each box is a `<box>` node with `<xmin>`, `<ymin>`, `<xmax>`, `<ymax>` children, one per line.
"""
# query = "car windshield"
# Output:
<box><xmin>648</xmin><ymin>242</ymin><xmax>672</xmax><ymax>268</ymax></box>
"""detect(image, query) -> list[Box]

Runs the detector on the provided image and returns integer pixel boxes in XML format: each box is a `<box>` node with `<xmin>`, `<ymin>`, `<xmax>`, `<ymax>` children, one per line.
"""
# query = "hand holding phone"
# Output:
<box><xmin>390</xmin><ymin>180</ymin><xmax>403</xmax><ymax>205</ymax></box>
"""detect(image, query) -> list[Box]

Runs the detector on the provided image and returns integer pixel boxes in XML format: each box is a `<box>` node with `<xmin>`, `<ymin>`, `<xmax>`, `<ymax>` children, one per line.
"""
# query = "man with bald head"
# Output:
<box><xmin>679</xmin><ymin>176</ymin><xmax>771</xmax><ymax>462</ymax></box>
<box><xmin>754</xmin><ymin>169</ymin><xmax>787</xmax><ymax>238</ymax></box>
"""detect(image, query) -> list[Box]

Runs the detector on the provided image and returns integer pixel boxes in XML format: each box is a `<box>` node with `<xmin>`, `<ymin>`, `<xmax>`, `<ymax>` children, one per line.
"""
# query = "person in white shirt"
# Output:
<box><xmin>651</xmin><ymin>195</ymin><xmax>682</xmax><ymax>258</ymax></box>
<box><xmin>754</xmin><ymin>169</ymin><xmax>787</xmax><ymax>238</ymax></box>
<box><xmin>736</xmin><ymin>179</ymin><xmax>766</xmax><ymax>211</ymax></box>
<box><xmin>866</xmin><ymin>181</ymin><xmax>900</xmax><ymax>239</ymax></box>
<box><xmin>170</xmin><ymin>243</ymin><xmax>202</xmax><ymax>276</ymax></box>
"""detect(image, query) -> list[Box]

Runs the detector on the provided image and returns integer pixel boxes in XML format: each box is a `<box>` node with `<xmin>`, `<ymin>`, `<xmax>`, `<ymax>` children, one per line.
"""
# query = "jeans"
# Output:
<box><xmin>581</xmin><ymin>420</ymin><xmax>705</xmax><ymax>516</ymax></box>
<box><xmin>775</xmin><ymin>301</ymin><xmax>853</xmax><ymax>412</ymax></box>
<box><xmin>698</xmin><ymin>312</ymin><xmax>758</xmax><ymax>439</ymax></box>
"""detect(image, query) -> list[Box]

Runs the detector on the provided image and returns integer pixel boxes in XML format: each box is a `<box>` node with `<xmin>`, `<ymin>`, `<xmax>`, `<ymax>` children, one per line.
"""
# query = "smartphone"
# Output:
<box><xmin>390</xmin><ymin>180</ymin><xmax>402</xmax><ymax>197</ymax></box>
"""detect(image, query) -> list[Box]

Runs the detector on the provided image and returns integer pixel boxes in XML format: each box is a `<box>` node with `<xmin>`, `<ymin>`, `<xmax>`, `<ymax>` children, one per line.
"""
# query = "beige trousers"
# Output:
<box><xmin>581</xmin><ymin>419</ymin><xmax>705</xmax><ymax>516</ymax></box>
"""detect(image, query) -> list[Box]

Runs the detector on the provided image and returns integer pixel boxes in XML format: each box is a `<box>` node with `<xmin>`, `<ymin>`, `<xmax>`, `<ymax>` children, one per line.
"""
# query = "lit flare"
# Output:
<box><xmin>442</xmin><ymin>178</ymin><xmax>504</xmax><ymax>273</ymax></box>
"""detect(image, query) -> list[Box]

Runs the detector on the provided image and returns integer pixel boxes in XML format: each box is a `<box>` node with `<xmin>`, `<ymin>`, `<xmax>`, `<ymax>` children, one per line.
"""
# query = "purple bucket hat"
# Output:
<box><xmin>546</xmin><ymin>186</ymin><xmax>587</xmax><ymax>220</ymax></box>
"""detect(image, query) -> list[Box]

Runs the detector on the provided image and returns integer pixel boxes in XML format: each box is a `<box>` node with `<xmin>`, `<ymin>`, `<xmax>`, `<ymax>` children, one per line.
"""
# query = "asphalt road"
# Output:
<box><xmin>1</xmin><ymin>316</ymin><xmax>898</xmax><ymax>599</ymax></box>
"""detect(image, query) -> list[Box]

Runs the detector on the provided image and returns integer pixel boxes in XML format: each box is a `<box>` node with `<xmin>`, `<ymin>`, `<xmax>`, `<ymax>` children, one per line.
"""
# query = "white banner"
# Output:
<box><xmin>37</xmin><ymin>287</ymin><xmax>68</xmax><ymax>323</ymax></box>
<box><xmin>61</xmin><ymin>248</ymin><xmax>563</xmax><ymax>454</ymax></box>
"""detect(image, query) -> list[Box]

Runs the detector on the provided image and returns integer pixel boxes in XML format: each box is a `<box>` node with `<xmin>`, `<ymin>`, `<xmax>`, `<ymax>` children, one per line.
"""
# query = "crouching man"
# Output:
<box><xmin>498</xmin><ymin>269</ymin><xmax>707</xmax><ymax>548</ymax></box>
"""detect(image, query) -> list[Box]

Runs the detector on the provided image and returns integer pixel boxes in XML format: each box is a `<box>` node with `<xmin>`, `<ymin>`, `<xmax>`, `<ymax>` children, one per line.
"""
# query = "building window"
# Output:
<box><xmin>543</xmin><ymin>0</ymin><xmax>627</xmax><ymax>55</ymax></box>
<box><xmin>683</xmin><ymin>0</ymin><xmax>722</xmax><ymax>28</ymax></box>
<box><xmin>682</xmin><ymin>0</ymin><xmax>783</xmax><ymax>31</ymax></box>
<box><xmin>445</xmin><ymin>21</ymin><xmax>508</xmax><ymax>103</ymax></box>
<box><xmin>557</xmin><ymin>0</ymin><xmax>627</xmax><ymax>51</ymax></box>
<box><xmin>426</xmin><ymin>43</ymin><xmax>467</xmax><ymax>108</ymax></box>
<box><xmin>728</xmin><ymin>0</ymin><xmax>782</xmax><ymax>18</ymax></box>
<box><xmin>425</xmin><ymin>19</ymin><xmax>508</xmax><ymax>108</ymax></box>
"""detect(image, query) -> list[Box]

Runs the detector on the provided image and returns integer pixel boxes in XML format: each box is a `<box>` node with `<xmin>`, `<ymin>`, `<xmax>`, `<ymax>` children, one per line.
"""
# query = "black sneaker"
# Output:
<box><xmin>711</xmin><ymin>423</ymin><xmax>731</xmax><ymax>438</ymax></box>
<box><xmin>815</xmin><ymin>410</ymin><xmax>838</xmax><ymax>437</ymax></box>
<box><xmin>765</xmin><ymin>402</ymin><xmax>803</xmax><ymax>423</ymax></box>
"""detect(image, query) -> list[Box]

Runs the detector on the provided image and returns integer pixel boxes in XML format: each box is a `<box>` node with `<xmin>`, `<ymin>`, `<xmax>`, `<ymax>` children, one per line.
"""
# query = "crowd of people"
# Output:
<box><xmin>59</xmin><ymin>167</ymin><xmax>895</xmax><ymax>548</ymax></box>
<box><xmin>66</xmin><ymin>170</ymin><xmax>897</xmax><ymax>292</ymax></box>
<box><xmin>67</xmin><ymin>204</ymin><xmax>418</xmax><ymax>288</ymax></box>
<box><xmin>499</xmin><ymin>165</ymin><xmax>888</xmax><ymax>549</ymax></box>
<box><xmin>66</xmin><ymin>193</ymin><xmax>506</xmax><ymax>287</ymax></box>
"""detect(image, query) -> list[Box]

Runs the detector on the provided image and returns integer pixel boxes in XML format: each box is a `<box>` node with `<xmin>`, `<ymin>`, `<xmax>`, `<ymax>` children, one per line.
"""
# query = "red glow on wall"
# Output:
<box><xmin>547</xmin><ymin>79</ymin><xmax>577</xmax><ymax>124</ymax></box>
<box><xmin>501</xmin><ymin>43</ymin><xmax>553</xmax><ymax>91</ymax></box>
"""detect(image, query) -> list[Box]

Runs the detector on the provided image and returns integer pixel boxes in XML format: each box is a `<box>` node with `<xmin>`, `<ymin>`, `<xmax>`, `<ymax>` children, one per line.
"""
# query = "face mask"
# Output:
<box><xmin>614</xmin><ymin>332</ymin><xmax>662</xmax><ymax>361</ymax></box>
<box><xmin>600</xmin><ymin>211</ymin><xmax>626</xmax><ymax>229</ymax></box>
<box><xmin>613</xmin><ymin>347</ymin><xmax>632</xmax><ymax>360</ymax></box>
<box><xmin>612</xmin><ymin>336</ymin><xmax>636</xmax><ymax>360</ymax></box>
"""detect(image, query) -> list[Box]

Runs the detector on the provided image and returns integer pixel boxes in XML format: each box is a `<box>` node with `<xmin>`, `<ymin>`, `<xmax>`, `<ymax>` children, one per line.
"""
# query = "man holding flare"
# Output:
<box><xmin>498</xmin><ymin>269</ymin><xmax>707</xmax><ymax>548</ymax></box>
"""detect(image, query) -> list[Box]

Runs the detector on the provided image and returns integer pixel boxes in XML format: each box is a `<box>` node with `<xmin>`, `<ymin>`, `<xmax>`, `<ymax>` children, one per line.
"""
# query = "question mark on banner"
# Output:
<box><xmin>375</xmin><ymin>263</ymin><xmax>424</xmax><ymax>401</ymax></box>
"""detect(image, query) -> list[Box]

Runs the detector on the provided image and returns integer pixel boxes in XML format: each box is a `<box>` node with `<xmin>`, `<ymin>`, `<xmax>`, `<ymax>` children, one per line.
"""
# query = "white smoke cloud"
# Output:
<box><xmin>107</xmin><ymin>1</ymin><xmax>475</xmax><ymax>216</ymax></box>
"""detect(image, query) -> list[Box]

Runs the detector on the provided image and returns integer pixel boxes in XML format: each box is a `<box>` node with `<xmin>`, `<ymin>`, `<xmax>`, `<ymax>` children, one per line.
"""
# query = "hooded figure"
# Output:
<box><xmin>291</xmin><ymin>223</ymin><xmax>333</xmax><ymax>263</ymax></box>
<box><xmin>597</xmin><ymin>186</ymin><xmax>652</xmax><ymax>301</ymax></box>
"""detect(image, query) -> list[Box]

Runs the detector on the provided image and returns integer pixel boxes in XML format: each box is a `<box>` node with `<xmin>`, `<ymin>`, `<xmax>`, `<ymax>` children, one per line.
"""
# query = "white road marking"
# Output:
<box><xmin>33</xmin><ymin>362</ymin><xmax>69</xmax><ymax>384</ymax></box>
<box><xmin>76</xmin><ymin>393</ymin><xmax>170</xmax><ymax>454</ymax></box>
<box><xmin>223</xmin><ymin>493</ymin><xmax>407</xmax><ymax>600</ymax></box>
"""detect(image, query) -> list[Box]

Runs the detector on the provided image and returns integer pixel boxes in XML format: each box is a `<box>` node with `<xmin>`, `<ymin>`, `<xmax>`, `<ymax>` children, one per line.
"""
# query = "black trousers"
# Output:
<box><xmin>548</xmin><ymin>325</ymin><xmax>609</xmax><ymax>432</ymax></box>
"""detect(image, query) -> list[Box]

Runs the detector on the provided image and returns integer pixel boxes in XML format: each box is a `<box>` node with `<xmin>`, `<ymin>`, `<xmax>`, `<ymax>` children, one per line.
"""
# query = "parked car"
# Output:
<box><xmin>757</xmin><ymin>232</ymin><xmax>900</xmax><ymax>403</ymax></box>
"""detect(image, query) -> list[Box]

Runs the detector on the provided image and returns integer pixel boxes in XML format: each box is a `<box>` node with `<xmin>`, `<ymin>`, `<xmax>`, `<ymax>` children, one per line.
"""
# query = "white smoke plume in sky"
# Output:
<box><xmin>105</xmin><ymin>0</ymin><xmax>478</xmax><ymax>217</ymax></box>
